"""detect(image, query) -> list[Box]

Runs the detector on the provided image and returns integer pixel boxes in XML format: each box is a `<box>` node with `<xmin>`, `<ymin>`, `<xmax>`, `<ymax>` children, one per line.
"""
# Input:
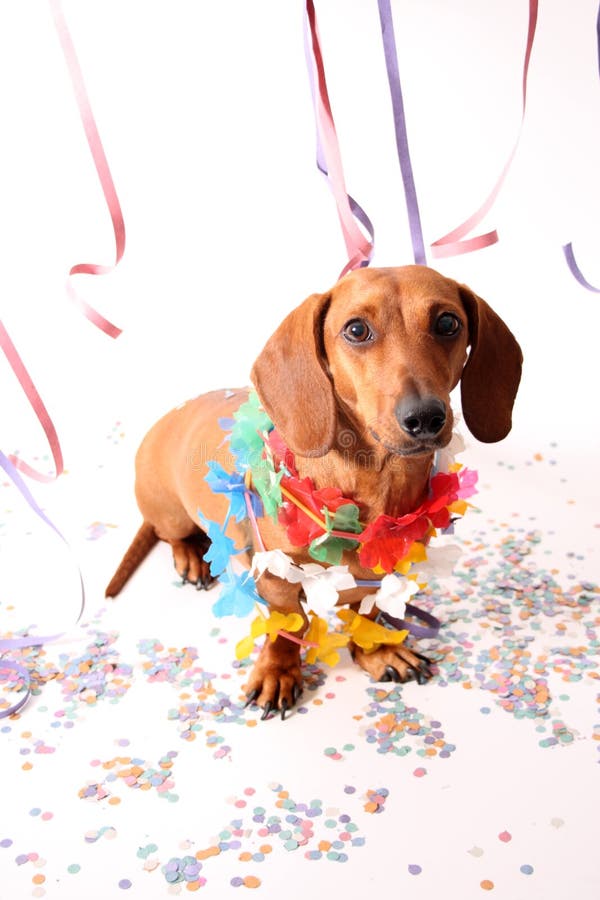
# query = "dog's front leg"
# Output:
<box><xmin>243</xmin><ymin>570</ymin><xmax>307</xmax><ymax>721</ymax></box>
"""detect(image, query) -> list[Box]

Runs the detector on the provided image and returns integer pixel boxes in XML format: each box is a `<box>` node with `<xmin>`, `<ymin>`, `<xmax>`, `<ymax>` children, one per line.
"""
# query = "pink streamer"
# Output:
<box><xmin>305</xmin><ymin>0</ymin><xmax>373</xmax><ymax>276</ymax></box>
<box><xmin>431</xmin><ymin>0</ymin><xmax>538</xmax><ymax>258</ymax></box>
<box><xmin>0</xmin><ymin>321</ymin><xmax>63</xmax><ymax>482</ymax></box>
<box><xmin>49</xmin><ymin>0</ymin><xmax>125</xmax><ymax>337</ymax></box>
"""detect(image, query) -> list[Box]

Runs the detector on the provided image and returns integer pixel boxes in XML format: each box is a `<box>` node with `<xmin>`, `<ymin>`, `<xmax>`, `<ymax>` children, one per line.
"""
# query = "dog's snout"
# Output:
<box><xmin>396</xmin><ymin>397</ymin><xmax>447</xmax><ymax>440</ymax></box>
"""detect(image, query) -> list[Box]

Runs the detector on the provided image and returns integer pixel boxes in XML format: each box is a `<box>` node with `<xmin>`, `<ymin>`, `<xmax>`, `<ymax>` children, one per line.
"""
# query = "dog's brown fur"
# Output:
<box><xmin>106</xmin><ymin>266</ymin><xmax>522</xmax><ymax>716</ymax></box>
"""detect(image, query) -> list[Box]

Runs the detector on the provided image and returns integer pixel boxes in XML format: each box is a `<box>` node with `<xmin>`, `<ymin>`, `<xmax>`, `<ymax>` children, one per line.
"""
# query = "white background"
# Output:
<box><xmin>2</xmin><ymin>0</ymin><xmax>600</xmax><ymax>469</ymax></box>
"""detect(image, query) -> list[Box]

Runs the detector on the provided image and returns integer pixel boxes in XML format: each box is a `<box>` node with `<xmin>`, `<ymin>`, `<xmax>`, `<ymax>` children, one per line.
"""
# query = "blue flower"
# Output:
<box><xmin>204</xmin><ymin>461</ymin><xmax>263</xmax><ymax>523</ymax></box>
<box><xmin>212</xmin><ymin>568</ymin><xmax>259</xmax><ymax>618</ymax></box>
<box><xmin>199</xmin><ymin>517</ymin><xmax>238</xmax><ymax>577</ymax></box>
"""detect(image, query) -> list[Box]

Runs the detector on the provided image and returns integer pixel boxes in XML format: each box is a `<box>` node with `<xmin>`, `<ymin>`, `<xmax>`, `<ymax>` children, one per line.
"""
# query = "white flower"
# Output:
<box><xmin>414</xmin><ymin>544</ymin><xmax>461</xmax><ymax>581</ymax></box>
<box><xmin>435</xmin><ymin>430</ymin><xmax>466</xmax><ymax>473</ymax></box>
<box><xmin>252</xmin><ymin>549</ymin><xmax>304</xmax><ymax>583</ymax></box>
<box><xmin>300</xmin><ymin>564</ymin><xmax>356</xmax><ymax>617</ymax></box>
<box><xmin>359</xmin><ymin>573</ymin><xmax>420</xmax><ymax>618</ymax></box>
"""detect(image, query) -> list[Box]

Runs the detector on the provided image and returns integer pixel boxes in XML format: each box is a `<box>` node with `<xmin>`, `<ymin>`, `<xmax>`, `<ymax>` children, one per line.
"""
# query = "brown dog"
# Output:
<box><xmin>106</xmin><ymin>265</ymin><xmax>522</xmax><ymax>717</ymax></box>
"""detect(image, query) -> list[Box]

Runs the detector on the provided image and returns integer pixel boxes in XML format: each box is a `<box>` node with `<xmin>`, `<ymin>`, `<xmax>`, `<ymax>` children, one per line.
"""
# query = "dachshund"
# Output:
<box><xmin>106</xmin><ymin>265</ymin><xmax>522</xmax><ymax>718</ymax></box>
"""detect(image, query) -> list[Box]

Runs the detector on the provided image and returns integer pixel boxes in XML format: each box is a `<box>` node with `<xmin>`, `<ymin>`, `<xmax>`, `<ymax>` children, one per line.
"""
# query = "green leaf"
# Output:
<box><xmin>251</xmin><ymin>464</ymin><xmax>283</xmax><ymax>521</ymax></box>
<box><xmin>308</xmin><ymin>533</ymin><xmax>360</xmax><ymax>565</ymax></box>
<box><xmin>323</xmin><ymin>503</ymin><xmax>362</xmax><ymax>535</ymax></box>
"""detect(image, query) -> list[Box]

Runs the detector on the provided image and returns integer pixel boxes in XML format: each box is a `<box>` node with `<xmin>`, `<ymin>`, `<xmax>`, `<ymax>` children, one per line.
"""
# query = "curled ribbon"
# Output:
<box><xmin>376</xmin><ymin>0</ymin><xmax>426</xmax><ymax>265</ymax></box>
<box><xmin>304</xmin><ymin>0</ymin><xmax>374</xmax><ymax>277</ymax></box>
<box><xmin>1</xmin><ymin>321</ymin><xmax>63</xmax><ymax>483</ymax></box>
<box><xmin>0</xmin><ymin>451</ymin><xmax>85</xmax><ymax>719</ymax></box>
<box><xmin>430</xmin><ymin>0</ymin><xmax>538</xmax><ymax>258</ymax></box>
<box><xmin>49</xmin><ymin>0</ymin><xmax>125</xmax><ymax>337</ymax></box>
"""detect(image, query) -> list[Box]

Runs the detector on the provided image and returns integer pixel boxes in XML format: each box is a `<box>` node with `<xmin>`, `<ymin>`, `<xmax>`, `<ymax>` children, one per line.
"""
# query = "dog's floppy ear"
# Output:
<box><xmin>250</xmin><ymin>292</ymin><xmax>336</xmax><ymax>457</ymax></box>
<box><xmin>459</xmin><ymin>285</ymin><xmax>523</xmax><ymax>443</ymax></box>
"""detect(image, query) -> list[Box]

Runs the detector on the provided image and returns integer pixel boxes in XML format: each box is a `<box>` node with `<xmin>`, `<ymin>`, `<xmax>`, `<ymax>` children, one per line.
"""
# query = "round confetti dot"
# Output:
<box><xmin>0</xmin><ymin>839</ymin><xmax>13</xmax><ymax>848</ymax></box>
<box><xmin>231</xmin><ymin>877</ymin><xmax>244</xmax><ymax>887</ymax></box>
<box><xmin>498</xmin><ymin>831</ymin><xmax>512</xmax><ymax>843</ymax></box>
<box><xmin>413</xmin><ymin>767</ymin><xmax>427</xmax><ymax>778</ymax></box>
<box><xmin>243</xmin><ymin>876</ymin><xmax>261</xmax><ymax>888</ymax></box>
<box><xmin>520</xmin><ymin>864</ymin><xmax>534</xmax><ymax>875</ymax></box>
<box><xmin>408</xmin><ymin>864</ymin><xmax>422</xmax><ymax>875</ymax></box>
<box><xmin>32</xmin><ymin>875</ymin><xmax>46</xmax><ymax>885</ymax></box>
<box><xmin>41</xmin><ymin>812</ymin><xmax>53</xmax><ymax>821</ymax></box>
<box><xmin>480</xmin><ymin>880</ymin><xmax>494</xmax><ymax>891</ymax></box>
<box><xmin>118</xmin><ymin>879</ymin><xmax>132</xmax><ymax>889</ymax></box>
<box><xmin>67</xmin><ymin>864</ymin><xmax>81</xmax><ymax>874</ymax></box>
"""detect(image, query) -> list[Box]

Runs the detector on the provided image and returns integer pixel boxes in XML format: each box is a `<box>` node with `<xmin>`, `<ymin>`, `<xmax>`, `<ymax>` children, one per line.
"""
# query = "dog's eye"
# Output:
<box><xmin>434</xmin><ymin>312</ymin><xmax>461</xmax><ymax>337</ymax></box>
<box><xmin>342</xmin><ymin>318</ymin><xmax>373</xmax><ymax>344</ymax></box>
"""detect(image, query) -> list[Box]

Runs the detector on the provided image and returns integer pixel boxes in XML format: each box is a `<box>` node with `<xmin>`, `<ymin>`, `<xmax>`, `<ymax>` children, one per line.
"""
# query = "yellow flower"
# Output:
<box><xmin>394</xmin><ymin>540</ymin><xmax>427</xmax><ymax>574</ymax></box>
<box><xmin>337</xmin><ymin>609</ymin><xmax>408</xmax><ymax>653</ymax></box>
<box><xmin>235</xmin><ymin>609</ymin><xmax>304</xmax><ymax>660</ymax></box>
<box><xmin>304</xmin><ymin>615</ymin><xmax>350</xmax><ymax>667</ymax></box>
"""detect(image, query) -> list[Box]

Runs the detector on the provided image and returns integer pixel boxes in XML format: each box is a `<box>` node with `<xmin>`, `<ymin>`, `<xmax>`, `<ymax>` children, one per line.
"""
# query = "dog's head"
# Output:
<box><xmin>251</xmin><ymin>265</ymin><xmax>523</xmax><ymax>458</ymax></box>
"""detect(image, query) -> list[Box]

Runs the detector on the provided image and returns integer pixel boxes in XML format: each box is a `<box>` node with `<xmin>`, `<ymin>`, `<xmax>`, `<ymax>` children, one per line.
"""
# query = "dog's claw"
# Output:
<box><xmin>280</xmin><ymin>700</ymin><xmax>290</xmax><ymax>721</ymax></box>
<box><xmin>415</xmin><ymin>661</ymin><xmax>434</xmax><ymax>684</ymax></box>
<box><xmin>261</xmin><ymin>701</ymin><xmax>274</xmax><ymax>721</ymax></box>
<box><xmin>292</xmin><ymin>684</ymin><xmax>302</xmax><ymax>704</ymax></box>
<box><xmin>244</xmin><ymin>689</ymin><xmax>259</xmax><ymax>709</ymax></box>
<box><xmin>195</xmin><ymin>575</ymin><xmax>213</xmax><ymax>591</ymax></box>
<box><xmin>384</xmin><ymin>665</ymin><xmax>401</xmax><ymax>683</ymax></box>
<box><xmin>180</xmin><ymin>569</ymin><xmax>189</xmax><ymax>585</ymax></box>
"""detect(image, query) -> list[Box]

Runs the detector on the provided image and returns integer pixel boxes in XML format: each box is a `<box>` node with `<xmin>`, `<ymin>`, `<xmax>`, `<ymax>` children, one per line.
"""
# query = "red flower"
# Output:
<box><xmin>278</xmin><ymin>475</ymin><xmax>352</xmax><ymax>547</ymax></box>
<box><xmin>358</xmin><ymin>513</ymin><xmax>430</xmax><ymax>573</ymax></box>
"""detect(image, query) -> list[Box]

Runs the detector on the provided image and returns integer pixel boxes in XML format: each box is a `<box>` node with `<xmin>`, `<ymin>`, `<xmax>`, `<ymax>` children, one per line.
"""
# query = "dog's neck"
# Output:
<box><xmin>294</xmin><ymin>436</ymin><xmax>434</xmax><ymax>522</ymax></box>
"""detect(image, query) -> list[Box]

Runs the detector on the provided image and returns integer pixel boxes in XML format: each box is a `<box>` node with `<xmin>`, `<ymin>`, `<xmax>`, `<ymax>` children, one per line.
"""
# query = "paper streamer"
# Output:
<box><xmin>0</xmin><ymin>451</ymin><xmax>85</xmax><ymax>718</ymax></box>
<box><xmin>562</xmin><ymin>243</ymin><xmax>600</xmax><ymax>292</ymax></box>
<box><xmin>49</xmin><ymin>0</ymin><xmax>125</xmax><ymax>337</ymax></box>
<box><xmin>0</xmin><ymin>321</ymin><xmax>63</xmax><ymax>483</ymax></box>
<box><xmin>429</xmin><ymin>0</ymin><xmax>538</xmax><ymax>258</ymax></box>
<box><xmin>304</xmin><ymin>0</ymin><xmax>374</xmax><ymax>277</ymax></box>
<box><xmin>376</xmin><ymin>0</ymin><xmax>426</xmax><ymax>265</ymax></box>
<box><xmin>562</xmin><ymin>4</ymin><xmax>600</xmax><ymax>293</ymax></box>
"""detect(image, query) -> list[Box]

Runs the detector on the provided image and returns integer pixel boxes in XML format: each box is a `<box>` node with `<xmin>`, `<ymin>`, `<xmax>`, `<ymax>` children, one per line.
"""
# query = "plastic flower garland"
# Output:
<box><xmin>201</xmin><ymin>393</ymin><xmax>477</xmax><ymax>666</ymax></box>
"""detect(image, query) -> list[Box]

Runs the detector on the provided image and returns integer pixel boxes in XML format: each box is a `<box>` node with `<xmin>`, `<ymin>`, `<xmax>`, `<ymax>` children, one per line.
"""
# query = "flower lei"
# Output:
<box><xmin>201</xmin><ymin>392</ymin><xmax>477</xmax><ymax>667</ymax></box>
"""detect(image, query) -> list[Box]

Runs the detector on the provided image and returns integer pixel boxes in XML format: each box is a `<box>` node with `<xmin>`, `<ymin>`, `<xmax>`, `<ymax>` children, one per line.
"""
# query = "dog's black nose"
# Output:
<box><xmin>396</xmin><ymin>397</ymin><xmax>447</xmax><ymax>439</ymax></box>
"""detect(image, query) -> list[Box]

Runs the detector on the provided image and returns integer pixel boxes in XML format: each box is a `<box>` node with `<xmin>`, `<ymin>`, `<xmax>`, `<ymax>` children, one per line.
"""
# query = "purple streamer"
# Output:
<box><xmin>0</xmin><ymin>660</ymin><xmax>32</xmax><ymax>718</ymax></box>
<box><xmin>379</xmin><ymin>603</ymin><xmax>441</xmax><ymax>641</ymax></box>
<box><xmin>562</xmin><ymin>3</ymin><xmax>600</xmax><ymax>292</ymax></box>
<box><xmin>563</xmin><ymin>243</ymin><xmax>600</xmax><ymax>293</ymax></box>
<box><xmin>0</xmin><ymin>450</ymin><xmax>85</xmax><ymax>717</ymax></box>
<box><xmin>377</xmin><ymin>0</ymin><xmax>426</xmax><ymax>265</ymax></box>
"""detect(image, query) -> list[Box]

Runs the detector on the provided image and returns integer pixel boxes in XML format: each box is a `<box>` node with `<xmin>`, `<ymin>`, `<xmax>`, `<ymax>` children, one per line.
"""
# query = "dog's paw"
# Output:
<box><xmin>243</xmin><ymin>638</ymin><xmax>303</xmax><ymax>721</ymax></box>
<box><xmin>350</xmin><ymin>642</ymin><xmax>434</xmax><ymax>685</ymax></box>
<box><xmin>170</xmin><ymin>535</ymin><xmax>214</xmax><ymax>590</ymax></box>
